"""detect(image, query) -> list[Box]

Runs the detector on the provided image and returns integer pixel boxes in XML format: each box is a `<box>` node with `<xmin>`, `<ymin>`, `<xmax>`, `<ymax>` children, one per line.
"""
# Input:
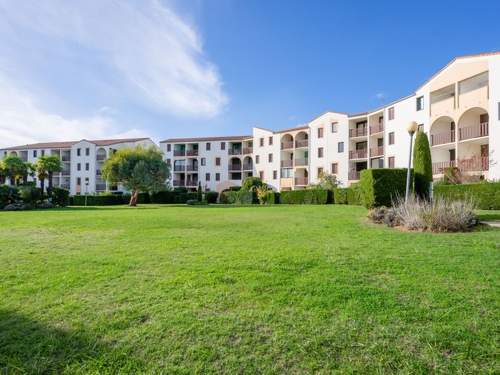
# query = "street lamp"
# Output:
<box><xmin>405</xmin><ymin>121</ymin><xmax>418</xmax><ymax>202</ymax></box>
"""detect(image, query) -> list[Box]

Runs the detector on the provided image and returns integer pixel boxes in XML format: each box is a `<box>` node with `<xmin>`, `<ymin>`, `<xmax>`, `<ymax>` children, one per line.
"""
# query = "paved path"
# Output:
<box><xmin>480</xmin><ymin>221</ymin><xmax>500</xmax><ymax>228</ymax></box>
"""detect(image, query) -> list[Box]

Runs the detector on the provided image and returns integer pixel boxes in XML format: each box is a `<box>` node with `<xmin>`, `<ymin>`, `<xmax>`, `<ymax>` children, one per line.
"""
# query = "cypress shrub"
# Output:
<box><xmin>333</xmin><ymin>188</ymin><xmax>348</xmax><ymax>204</ymax></box>
<box><xmin>197</xmin><ymin>182</ymin><xmax>203</xmax><ymax>202</ymax></box>
<box><xmin>413</xmin><ymin>131</ymin><xmax>433</xmax><ymax>199</ymax></box>
<box><xmin>434</xmin><ymin>182</ymin><xmax>500</xmax><ymax>210</ymax></box>
<box><xmin>360</xmin><ymin>168</ymin><xmax>413</xmax><ymax>208</ymax></box>
<box><xmin>346</xmin><ymin>184</ymin><xmax>363</xmax><ymax>205</ymax></box>
<box><xmin>205</xmin><ymin>191</ymin><xmax>219</xmax><ymax>203</ymax></box>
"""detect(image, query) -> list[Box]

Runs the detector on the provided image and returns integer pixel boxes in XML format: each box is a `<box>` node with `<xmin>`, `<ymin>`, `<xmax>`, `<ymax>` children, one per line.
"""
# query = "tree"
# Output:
<box><xmin>254</xmin><ymin>184</ymin><xmax>271</xmax><ymax>205</ymax></box>
<box><xmin>102</xmin><ymin>146</ymin><xmax>169</xmax><ymax>206</ymax></box>
<box><xmin>197</xmin><ymin>182</ymin><xmax>203</xmax><ymax>202</ymax></box>
<box><xmin>3</xmin><ymin>155</ymin><xmax>27</xmax><ymax>185</ymax></box>
<box><xmin>35</xmin><ymin>157</ymin><xmax>50</xmax><ymax>196</ymax></box>
<box><xmin>317</xmin><ymin>172</ymin><xmax>340</xmax><ymax>190</ymax></box>
<box><xmin>0</xmin><ymin>160</ymin><xmax>6</xmax><ymax>185</ymax></box>
<box><xmin>42</xmin><ymin>156</ymin><xmax>62</xmax><ymax>192</ymax></box>
<box><xmin>241</xmin><ymin>176</ymin><xmax>263</xmax><ymax>191</ymax></box>
<box><xmin>413</xmin><ymin>131</ymin><xmax>433</xmax><ymax>199</ymax></box>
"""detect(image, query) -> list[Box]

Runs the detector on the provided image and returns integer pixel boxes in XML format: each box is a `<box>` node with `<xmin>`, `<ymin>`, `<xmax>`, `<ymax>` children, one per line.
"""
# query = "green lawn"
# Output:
<box><xmin>0</xmin><ymin>205</ymin><xmax>498</xmax><ymax>373</ymax></box>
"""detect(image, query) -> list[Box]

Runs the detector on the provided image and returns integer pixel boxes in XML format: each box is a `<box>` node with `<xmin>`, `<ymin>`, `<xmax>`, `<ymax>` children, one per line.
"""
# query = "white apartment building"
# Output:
<box><xmin>0</xmin><ymin>138</ymin><xmax>154</xmax><ymax>195</ymax></box>
<box><xmin>161</xmin><ymin>52</ymin><xmax>500</xmax><ymax>192</ymax></box>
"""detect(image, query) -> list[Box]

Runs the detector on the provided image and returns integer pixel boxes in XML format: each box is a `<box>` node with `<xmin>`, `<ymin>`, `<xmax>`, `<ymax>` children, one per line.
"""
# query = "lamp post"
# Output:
<box><xmin>84</xmin><ymin>180</ymin><xmax>89</xmax><ymax>207</ymax></box>
<box><xmin>405</xmin><ymin>121</ymin><xmax>418</xmax><ymax>202</ymax></box>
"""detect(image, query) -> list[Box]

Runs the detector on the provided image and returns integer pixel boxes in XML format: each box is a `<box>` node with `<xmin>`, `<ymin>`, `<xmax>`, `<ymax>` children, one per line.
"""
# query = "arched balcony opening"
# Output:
<box><xmin>430</xmin><ymin>116</ymin><xmax>455</xmax><ymax>146</ymax></box>
<box><xmin>458</xmin><ymin>107</ymin><xmax>489</xmax><ymax>141</ymax></box>
<box><xmin>295</xmin><ymin>131</ymin><xmax>308</xmax><ymax>148</ymax></box>
<box><xmin>280</xmin><ymin>134</ymin><xmax>294</xmax><ymax>150</ymax></box>
<box><xmin>242</xmin><ymin>156</ymin><xmax>253</xmax><ymax>171</ymax></box>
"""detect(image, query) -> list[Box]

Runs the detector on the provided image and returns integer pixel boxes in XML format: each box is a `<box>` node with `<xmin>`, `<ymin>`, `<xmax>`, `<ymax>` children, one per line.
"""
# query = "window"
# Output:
<box><xmin>215</xmin><ymin>157</ymin><xmax>221</xmax><ymax>166</ymax></box>
<box><xmin>259</xmin><ymin>171</ymin><xmax>264</xmax><ymax>179</ymax></box>
<box><xmin>388</xmin><ymin>156</ymin><xmax>395</xmax><ymax>168</ymax></box>
<box><xmin>389</xmin><ymin>132</ymin><xmax>395</xmax><ymax>145</ymax></box>
<box><xmin>220</xmin><ymin>142</ymin><xmax>225</xmax><ymax>150</ymax></box>
<box><xmin>215</xmin><ymin>173</ymin><xmax>220</xmax><ymax>181</ymax></box>
<box><xmin>418</xmin><ymin>124</ymin><xmax>424</xmax><ymax>132</ymax></box>
<box><xmin>273</xmin><ymin>170</ymin><xmax>277</xmax><ymax>179</ymax></box>
<box><xmin>77</xmin><ymin>163</ymin><xmax>81</xmax><ymax>171</ymax></box>
<box><xmin>85</xmin><ymin>163</ymin><xmax>89</xmax><ymax>171</ymax></box>
<box><xmin>318</xmin><ymin>147</ymin><xmax>324</xmax><ymax>158</ymax></box>
<box><xmin>201</xmin><ymin>157</ymin><xmax>206</xmax><ymax>166</ymax></box>
<box><xmin>167</xmin><ymin>144</ymin><xmax>171</xmax><ymax>152</ymax></box>
<box><xmin>33</xmin><ymin>150</ymin><xmax>37</xmax><ymax>158</ymax></box>
<box><xmin>338</xmin><ymin>142</ymin><xmax>344</xmax><ymax>153</ymax></box>
<box><xmin>388</xmin><ymin>107</ymin><xmax>395</xmax><ymax>120</ymax></box>
<box><xmin>269</xmin><ymin>136</ymin><xmax>273</xmax><ymax>145</ymax></box>
<box><xmin>416</xmin><ymin>96</ymin><xmax>424</xmax><ymax>111</ymax></box>
<box><xmin>41</xmin><ymin>150</ymin><xmax>45</xmax><ymax>156</ymax></box>
<box><xmin>256</xmin><ymin>155</ymin><xmax>260</xmax><ymax>164</ymax></box>
<box><xmin>166</xmin><ymin>159</ymin><xmax>171</xmax><ymax>166</ymax></box>
<box><xmin>85</xmin><ymin>148</ymin><xmax>90</xmax><ymax>156</ymax></box>
<box><xmin>205</xmin><ymin>173</ymin><xmax>210</xmax><ymax>181</ymax></box>
<box><xmin>317</xmin><ymin>167</ymin><xmax>323</xmax><ymax>177</ymax></box>
<box><xmin>76</xmin><ymin>177</ymin><xmax>81</xmax><ymax>186</ymax></box>
<box><xmin>259</xmin><ymin>138</ymin><xmax>264</xmax><ymax>147</ymax></box>
<box><xmin>268</xmin><ymin>153</ymin><xmax>273</xmax><ymax>162</ymax></box>
<box><xmin>331</xmin><ymin>163</ymin><xmax>338</xmax><ymax>174</ymax></box>
<box><xmin>206</xmin><ymin>142</ymin><xmax>211</xmax><ymax>151</ymax></box>
<box><xmin>318</xmin><ymin>127</ymin><xmax>324</xmax><ymax>138</ymax></box>
<box><xmin>331</xmin><ymin>122</ymin><xmax>338</xmax><ymax>133</ymax></box>
<box><xmin>77</xmin><ymin>148</ymin><xmax>81</xmax><ymax>156</ymax></box>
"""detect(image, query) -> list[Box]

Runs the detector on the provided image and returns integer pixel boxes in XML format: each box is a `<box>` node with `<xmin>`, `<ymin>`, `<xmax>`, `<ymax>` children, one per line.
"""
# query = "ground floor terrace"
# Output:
<box><xmin>0</xmin><ymin>205</ymin><xmax>497</xmax><ymax>373</ymax></box>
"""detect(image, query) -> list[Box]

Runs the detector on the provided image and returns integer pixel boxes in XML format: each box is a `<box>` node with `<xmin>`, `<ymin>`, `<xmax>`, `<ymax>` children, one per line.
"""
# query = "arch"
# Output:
<box><xmin>457</xmin><ymin>107</ymin><xmax>489</xmax><ymax>141</ymax></box>
<box><xmin>295</xmin><ymin>131</ymin><xmax>308</xmax><ymax>141</ymax></box>
<box><xmin>243</xmin><ymin>156</ymin><xmax>253</xmax><ymax>166</ymax></box>
<box><xmin>430</xmin><ymin>116</ymin><xmax>456</xmax><ymax>146</ymax></box>
<box><xmin>96</xmin><ymin>147</ymin><xmax>107</xmax><ymax>161</ymax></box>
<box><xmin>9</xmin><ymin>151</ymin><xmax>18</xmax><ymax>156</ymax></box>
<box><xmin>457</xmin><ymin>107</ymin><xmax>488</xmax><ymax>129</ymax></box>
<box><xmin>281</xmin><ymin>133</ymin><xmax>294</xmax><ymax>142</ymax></box>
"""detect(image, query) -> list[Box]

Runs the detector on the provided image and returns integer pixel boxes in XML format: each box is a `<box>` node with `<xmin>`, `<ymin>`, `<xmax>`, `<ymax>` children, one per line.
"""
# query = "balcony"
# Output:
<box><xmin>349</xmin><ymin>128</ymin><xmax>367</xmax><ymax>138</ymax></box>
<box><xmin>96</xmin><ymin>169</ymin><xmax>102</xmax><ymax>176</ymax></box>
<box><xmin>173</xmin><ymin>180</ymin><xmax>185</xmax><ymax>187</ymax></box>
<box><xmin>186</xmin><ymin>179</ymin><xmax>198</xmax><ymax>187</ymax></box>
<box><xmin>295</xmin><ymin>139</ymin><xmax>308</xmax><ymax>148</ymax></box>
<box><xmin>96</xmin><ymin>183</ymin><xmax>107</xmax><ymax>192</ymax></box>
<box><xmin>349</xmin><ymin>149</ymin><xmax>368</xmax><ymax>159</ymax></box>
<box><xmin>228</xmin><ymin>164</ymin><xmax>242</xmax><ymax>171</ymax></box>
<box><xmin>228</xmin><ymin>149</ymin><xmax>242</xmax><ymax>156</ymax></box>
<box><xmin>281</xmin><ymin>141</ymin><xmax>294</xmax><ymax>150</ymax></box>
<box><xmin>186</xmin><ymin>150</ymin><xmax>198</xmax><ymax>157</ymax></box>
<box><xmin>173</xmin><ymin>150</ymin><xmax>186</xmax><ymax>157</ymax></box>
<box><xmin>431</xmin><ymin>131</ymin><xmax>455</xmax><ymax>146</ymax></box>
<box><xmin>62</xmin><ymin>154</ymin><xmax>72</xmax><ymax>162</ymax></box>
<box><xmin>458</xmin><ymin>122</ymin><xmax>488</xmax><ymax>141</ymax></box>
<box><xmin>432</xmin><ymin>156</ymin><xmax>489</xmax><ymax>174</ymax></box>
<box><xmin>281</xmin><ymin>160</ymin><xmax>293</xmax><ymax>168</ymax></box>
<box><xmin>369</xmin><ymin>124</ymin><xmax>384</xmax><ymax>135</ymax></box>
<box><xmin>186</xmin><ymin>165</ymin><xmax>198</xmax><ymax>172</ymax></box>
<box><xmin>348</xmin><ymin>171</ymin><xmax>361</xmax><ymax>180</ymax></box>
<box><xmin>369</xmin><ymin>147</ymin><xmax>384</xmax><ymax>157</ymax></box>
<box><xmin>173</xmin><ymin>165</ymin><xmax>185</xmax><ymax>172</ymax></box>
<box><xmin>294</xmin><ymin>158</ymin><xmax>308</xmax><ymax>167</ymax></box>
<box><xmin>242</xmin><ymin>163</ymin><xmax>253</xmax><ymax>171</ymax></box>
<box><xmin>243</xmin><ymin>147</ymin><xmax>253</xmax><ymax>154</ymax></box>
<box><xmin>294</xmin><ymin>177</ymin><xmax>308</xmax><ymax>186</ymax></box>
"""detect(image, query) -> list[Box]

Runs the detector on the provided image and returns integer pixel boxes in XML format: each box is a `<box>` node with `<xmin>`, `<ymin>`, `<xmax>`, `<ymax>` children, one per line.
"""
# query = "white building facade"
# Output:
<box><xmin>1</xmin><ymin>138</ymin><xmax>154</xmax><ymax>195</ymax></box>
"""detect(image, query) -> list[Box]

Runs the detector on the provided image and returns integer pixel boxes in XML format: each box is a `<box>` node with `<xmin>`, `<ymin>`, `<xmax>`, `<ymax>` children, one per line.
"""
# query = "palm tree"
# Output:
<box><xmin>3</xmin><ymin>155</ymin><xmax>27</xmax><ymax>185</ymax></box>
<box><xmin>35</xmin><ymin>157</ymin><xmax>49</xmax><ymax>196</ymax></box>
<box><xmin>43</xmin><ymin>156</ymin><xmax>62</xmax><ymax>193</ymax></box>
<box><xmin>0</xmin><ymin>160</ymin><xmax>6</xmax><ymax>185</ymax></box>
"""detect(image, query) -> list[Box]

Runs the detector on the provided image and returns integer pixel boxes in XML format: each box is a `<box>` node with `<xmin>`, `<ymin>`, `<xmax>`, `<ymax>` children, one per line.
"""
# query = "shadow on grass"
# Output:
<box><xmin>0</xmin><ymin>309</ymin><xmax>142</xmax><ymax>373</ymax></box>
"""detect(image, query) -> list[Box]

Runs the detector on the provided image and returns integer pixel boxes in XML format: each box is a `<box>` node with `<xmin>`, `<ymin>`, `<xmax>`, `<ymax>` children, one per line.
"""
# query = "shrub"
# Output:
<box><xmin>150</xmin><ymin>190</ymin><xmax>176</xmax><ymax>203</ymax></box>
<box><xmin>4</xmin><ymin>202</ymin><xmax>33</xmax><ymax>211</ymax></box>
<box><xmin>197</xmin><ymin>182</ymin><xmax>203</xmax><ymax>202</ymax></box>
<box><xmin>367</xmin><ymin>206</ymin><xmax>388</xmax><ymax>223</ymax></box>
<box><xmin>70</xmin><ymin>194</ymin><xmax>126</xmax><ymax>206</ymax></box>
<box><xmin>0</xmin><ymin>185</ymin><xmax>18</xmax><ymax>208</ymax></box>
<box><xmin>49</xmin><ymin>187</ymin><xmax>70</xmax><ymax>207</ymax></box>
<box><xmin>220</xmin><ymin>190</ymin><xmax>256</xmax><ymax>204</ymax></box>
<box><xmin>205</xmin><ymin>191</ymin><xmax>219</xmax><ymax>204</ymax></box>
<box><xmin>241</xmin><ymin>177</ymin><xmax>263</xmax><ymax>191</ymax></box>
<box><xmin>413</xmin><ymin>131</ymin><xmax>433</xmax><ymax>199</ymax></box>
<box><xmin>186</xmin><ymin>199</ymin><xmax>208</xmax><ymax>206</ymax></box>
<box><xmin>280</xmin><ymin>189</ymin><xmax>331</xmax><ymax>204</ymax></box>
<box><xmin>333</xmin><ymin>188</ymin><xmax>348</xmax><ymax>204</ymax></box>
<box><xmin>433</xmin><ymin>182</ymin><xmax>500</xmax><ymax>210</ymax></box>
<box><xmin>18</xmin><ymin>185</ymin><xmax>42</xmax><ymax>204</ymax></box>
<box><xmin>333</xmin><ymin>186</ymin><xmax>362</xmax><ymax>205</ymax></box>
<box><xmin>360</xmin><ymin>168</ymin><xmax>413</xmax><ymax>208</ymax></box>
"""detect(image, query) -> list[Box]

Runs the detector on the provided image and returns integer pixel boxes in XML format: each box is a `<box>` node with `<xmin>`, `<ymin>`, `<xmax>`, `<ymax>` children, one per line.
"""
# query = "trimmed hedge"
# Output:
<box><xmin>264</xmin><ymin>191</ymin><xmax>280</xmax><ymax>205</ymax></box>
<box><xmin>205</xmin><ymin>191</ymin><xmax>219</xmax><ymax>204</ymax></box>
<box><xmin>70</xmin><ymin>194</ymin><xmax>127</xmax><ymax>206</ymax></box>
<box><xmin>333</xmin><ymin>186</ymin><xmax>363</xmax><ymax>205</ymax></box>
<box><xmin>360</xmin><ymin>168</ymin><xmax>413</xmax><ymax>208</ymax></box>
<box><xmin>434</xmin><ymin>182</ymin><xmax>500</xmax><ymax>210</ymax></box>
<box><xmin>149</xmin><ymin>190</ymin><xmax>198</xmax><ymax>204</ymax></box>
<box><xmin>280</xmin><ymin>189</ymin><xmax>332</xmax><ymax>204</ymax></box>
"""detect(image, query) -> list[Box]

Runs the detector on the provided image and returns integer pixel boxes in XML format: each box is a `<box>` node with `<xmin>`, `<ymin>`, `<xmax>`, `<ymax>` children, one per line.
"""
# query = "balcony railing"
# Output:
<box><xmin>431</xmin><ymin>130</ymin><xmax>455</xmax><ymax>146</ymax></box>
<box><xmin>294</xmin><ymin>158</ymin><xmax>308</xmax><ymax>167</ymax></box>
<box><xmin>173</xmin><ymin>180</ymin><xmax>185</xmax><ymax>187</ymax></box>
<box><xmin>243</xmin><ymin>147</ymin><xmax>253</xmax><ymax>154</ymax></box>
<box><xmin>370</xmin><ymin>147</ymin><xmax>384</xmax><ymax>157</ymax></box>
<box><xmin>228</xmin><ymin>164</ymin><xmax>242</xmax><ymax>171</ymax></box>
<box><xmin>459</xmin><ymin>122</ymin><xmax>488</xmax><ymax>141</ymax></box>
<box><xmin>295</xmin><ymin>139</ymin><xmax>308</xmax><ymax>148</ymax></box>
<box><xmin>281</xmin><ymin>160</ymin><xmax>293</xmax><ymax>168</ymax></box>
<box><xmin>62</xmin><ymin>155</ymin><xmax>72</xmax><ymax>162</ymax></box>
<box><xmin>228</xmin><ymin>149</ymin><xmax>242</xmax><ymax>155</ymax></box>
<box><xmin>173</xmin><ymin>165</ymin><xmax>185</xmax><ymax>172</ymax></box>
<box><xmin>349</xmin><ymin>128</ymin><xmax>368</xmax><ymax>138</ymax></box>
<box><xmin>294</xmin><ymin>177</ymin><xmax>308</xmax><ymax>186</ymax></box>
<box><xmin>173</xmin><ymin>150</ymin><xmax>186</xmax><ymax>157</ymax></box>
<box><xmin>186</xmin><ymin>150</ymin><xmax>198</xmax><ymax>156</ymax></box>
<box><xmin>186</xmin><ymin>165</ymin><xmax>198</xmax><ymax>172</ymax></box>
<box><xmin>348</xmin><ymin>171</ymin><xmax>361</xmax><ymax>180</ymax></box>
<box><xmin>242</xmin><ymin>163</ymin><xmax>253</xmax><ymax>171</ymax></box>
<box><xmin>370</xmin><ymin>123</ymin><xmax>384</xmax><ymax>135</ymax></box>
<box><xmin>96</xmin><ymin>183</ymin><xmax>107</xmax><ymax>191</ymax></box>
<box><xmin>349</xmin><ymin>149</ymin><xmax>368</xmax><ymax>159</ymax></box>
<box><xmin>186</xmin><ymin>180</ymin><xmax>198</xmax><ymax>187</ymax></box>
<box><xmin>281</xmin><ymin>141</ymin><xmax>294</xmax><ymax>150</ymax></box>
<box><xmin>432</xmin><ymin>156</ymin><xmax>489</xmax><ymax>174</ymax></box>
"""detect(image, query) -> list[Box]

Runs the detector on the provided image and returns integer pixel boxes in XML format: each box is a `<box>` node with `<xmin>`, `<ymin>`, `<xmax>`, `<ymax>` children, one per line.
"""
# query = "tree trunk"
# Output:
<box><xmin>10</xmin><ymin>175</ymin><xmax>15</xmax><ymax>186</ymax></box>
<box><xmin>40</xmin><ymin>179</ymin><xmax>45</xmax><ymax>198</ymax></box>
<box><xmin>129</xmin><ymin>190</ymin><xmax>138</xmax><ymax>206</ymax></box>
<box><xmin>48</xmin><ymin>172</ymin><xmax>53</xmax><ymax>191</ymax></box>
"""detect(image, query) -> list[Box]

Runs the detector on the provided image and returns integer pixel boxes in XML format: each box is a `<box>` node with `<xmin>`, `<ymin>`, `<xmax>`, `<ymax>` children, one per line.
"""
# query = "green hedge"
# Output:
<box><xmin>264</xmin><ymin>191</ymin><xmax>280</xmax><ymax>205</ymax></box>
<box><xmin>205</xmin><ymin>191</ymin><xmax>219</xmax><ymax>204</ymax></box>
<box><xmin>149</xmin><ymin>190</ymin><xmax>198</xmax><ymax>204</ymax></box>
<box><xmin>333</xmin><ymin>188</ymin><xmax>348</xmax><ymax>204</ymax></box>
<box><xmin>70</xmin><ymin>194</ymin><xmax>127</xmax><ymax>206</ymax></box>
<box><xmin>360</xmin><ymin>168</ymin><xmax>413</xmax><ymax>208</ymax></box>
<box><xmin>279</xmin><ymin>189</ymin><xmax>332</xmax><ymax>204</ymax></box>
<box><xmin>434</xmin><ymin>182</ymin><xmax>500</xmax><ymax>210</ymax></box>
<box><xmin>49</xmin><ymin>187</ymin><xmax>70</xmax><ymax>207</ymax></box>
<box><xmin>219</xmin><ymin>190</ymin><xmax>256</xmax><ymax>204</ymax></box>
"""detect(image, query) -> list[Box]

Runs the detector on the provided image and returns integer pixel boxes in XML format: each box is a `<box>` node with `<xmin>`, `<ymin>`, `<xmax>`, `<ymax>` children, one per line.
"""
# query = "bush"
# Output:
<box><xmin>0</xmin><ymin>185</ymin><xmax>18</xmax><ymax>208</ymax></box>
<box><xmin>18</xmin><ymin>185</ymin><xmax>42</xmax><ymax>204</ymax></box>
<box><xmin>219</xmin><ymin>190</ymin><xmax>256</xmax><ymax>204</ymax></box>
<box><xmin>360</xmin><ymin>168</ymin><xmax>413</xmax><ymax>208</ymax></box>
<box><xmin>413</xmin><ymin>131</ymin><xmax>433</xmax><ymax>199</ymax></box>
<box><xmin>186</xmin><ymin>199</ymin><xmax>208</xmax><ymax>206</ymax></box>
<box><xmin>70</xmin><ymin>194</ymin><xmax>127</xmax><ymax>206</ymax></box>
<box><xmin>280</xmin><ymin>189</ymin><xmax>332</xmax><ymax>204</ymax></box>
<box><xmin>333</xmin><ymin>186</ymin><xmax>362</xmax><ymax>205</ymax></box>
<box><xmin>50</xmin><ymin>187</ymin><xmax>70</xmax><ymax>207</ymax></box>
<box><xmin>205</xmin><ymin>191</ymin><xmax>218</xmax><ymax>204</ymax></box>
<box><xmin>241</xmin><ymin>177</ymin><xmax>263</xmax><ymax>191</ymax></box>
<box><xmin>333</xmin><ymin>188</ymin><xmax>348</xmax><ymax>204</ymax></box>
<box><xmin>433</xmin><ymin>182</ymin><xmax>500</xmax><ymax>210</ymax></box>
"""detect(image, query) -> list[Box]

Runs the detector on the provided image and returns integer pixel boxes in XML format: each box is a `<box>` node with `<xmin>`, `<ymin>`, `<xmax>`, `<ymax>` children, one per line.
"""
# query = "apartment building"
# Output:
<box><xmin>0</xmin><ymin>138</ymin><xmax>154</xmax><ymax>195</ymax></box>
<box><xmin>161</xmin><ymin>52</ymin><xmax>499</xmax><ymax>192</ymax></box>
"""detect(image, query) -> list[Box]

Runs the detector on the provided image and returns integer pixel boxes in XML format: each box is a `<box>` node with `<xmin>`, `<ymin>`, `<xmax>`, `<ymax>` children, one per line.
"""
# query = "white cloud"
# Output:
<box><xmin>0</xmin><ymin>74</ymin><xmax>148</xmax><ymax>148</ymax></box>
<box><xmin>374</xmin><ymin>92</ymin><xmax>386</xmax><ymax>100</ymax></box>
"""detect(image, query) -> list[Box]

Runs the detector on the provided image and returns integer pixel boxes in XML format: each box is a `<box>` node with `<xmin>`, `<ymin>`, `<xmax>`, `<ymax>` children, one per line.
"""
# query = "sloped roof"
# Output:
<box><xmin>160</xmin><ymin>135</ymin><xmax>251</xmax><ymax>143</ymax></box>
<box><xmin>2</xmin><ymin>138</ymin><xmax>151</xmax><ymax>151</ymax></box>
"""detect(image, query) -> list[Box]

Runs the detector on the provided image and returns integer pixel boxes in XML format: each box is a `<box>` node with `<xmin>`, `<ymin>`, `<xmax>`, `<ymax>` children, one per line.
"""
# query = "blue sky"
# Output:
<box><xmin>0</xmin><ymin>0</ymin><xmax>499</xmax><ymax>147</ymax></box>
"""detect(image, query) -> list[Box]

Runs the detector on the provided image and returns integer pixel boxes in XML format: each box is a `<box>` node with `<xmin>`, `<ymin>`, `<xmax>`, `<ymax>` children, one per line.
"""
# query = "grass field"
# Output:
<box><xmin>0</xmin><ymin>205</ymin><xmax>498</xmax><ymax>373</ymax></box>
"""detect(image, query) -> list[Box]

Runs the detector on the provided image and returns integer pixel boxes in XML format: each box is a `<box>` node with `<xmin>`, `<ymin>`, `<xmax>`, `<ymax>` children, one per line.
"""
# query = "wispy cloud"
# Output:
<box><xmin>0</xmin><ymin>0</ymin><xmax>227</xmax><ymax>147</ymax></box>
<box><xmin>374</xmin><ymin>92</ymin><xmax>386</xmax><ymax>100</ymax></box>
